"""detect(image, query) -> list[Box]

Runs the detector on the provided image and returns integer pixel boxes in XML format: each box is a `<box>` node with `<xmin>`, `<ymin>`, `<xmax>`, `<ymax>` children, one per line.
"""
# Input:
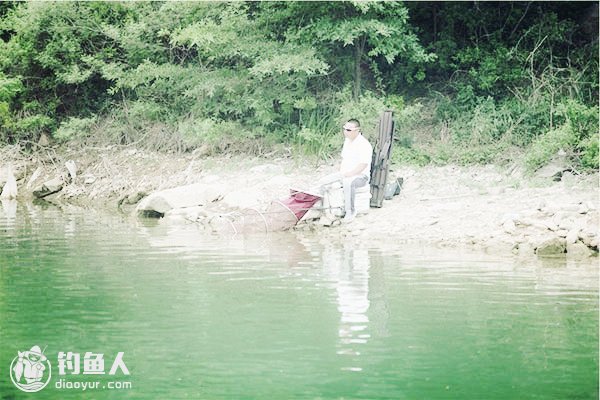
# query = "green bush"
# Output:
<box><xmin>578</xmin><ymin>137</ymin><xmax>599</xmax><ymax>170</ymax></box>
<box><xmin>336</xmin><ymin>88</ymin><xmax>387</xmax><ymax>141</ymax></box>
<box><xmin>524</xmin><ymin>123</ymin><xmax>576</xmax><ymax>171</ymax></box>
<box><xmin>54</xmin><ymin>117</ymin><xmax>97</xmax><ymax>142</ymax></box>
<box><xmin>391</xmin><ymin>145</ymin><xmax>431</xmax><ymax>166</ymax></box>
<box><xmin>0</xmin><ymin>1</ymin><xmax>596</xmax><ymax>173</ymax></box>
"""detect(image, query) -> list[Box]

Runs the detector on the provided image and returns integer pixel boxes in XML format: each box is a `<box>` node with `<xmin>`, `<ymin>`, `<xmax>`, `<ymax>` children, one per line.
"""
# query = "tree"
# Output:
<box><xmin>260</xmin><ymin>2</ymin><xmax>434</xmax><ymax>99</ymax></box>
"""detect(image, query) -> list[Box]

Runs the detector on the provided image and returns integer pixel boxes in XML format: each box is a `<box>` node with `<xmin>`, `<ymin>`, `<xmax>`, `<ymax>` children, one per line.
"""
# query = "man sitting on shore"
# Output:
<box><xmin>317</xmin><ymin>119</ymin><xmax>373</xmax><ymax>223</ymax></box>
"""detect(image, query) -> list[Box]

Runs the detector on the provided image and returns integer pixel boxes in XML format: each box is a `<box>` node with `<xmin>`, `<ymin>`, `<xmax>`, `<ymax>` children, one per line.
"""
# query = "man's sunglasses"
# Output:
<box><xmin>343</xmin><ymin>127</ymin><xmax>358</xmax><ymax>132</ymax></box>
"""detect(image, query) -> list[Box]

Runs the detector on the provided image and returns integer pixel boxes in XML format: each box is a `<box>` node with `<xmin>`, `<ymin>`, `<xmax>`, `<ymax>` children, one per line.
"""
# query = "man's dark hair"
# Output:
<box><xmin>347</xmin><ymin>119</ymin><xmax>360</xmax><ymax>128</ymax></box>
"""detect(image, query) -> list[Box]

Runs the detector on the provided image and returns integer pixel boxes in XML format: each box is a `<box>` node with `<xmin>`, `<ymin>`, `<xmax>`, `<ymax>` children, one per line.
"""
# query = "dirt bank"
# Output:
<box><xmin>1</xmin><ymin>144</ymin><xmax>598</xmax><ymax>258</ymax></box>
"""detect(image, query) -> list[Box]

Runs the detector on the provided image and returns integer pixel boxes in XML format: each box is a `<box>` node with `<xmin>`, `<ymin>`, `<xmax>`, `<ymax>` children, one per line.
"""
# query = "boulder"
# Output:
<box><xmin>27</xmin><ymin>167</ymin><xmax>43</xmax><ymax>188</ymax></box>
<box><xmin>33</xmin><ymin>177</ymin><xmax>63</xmax><ymax>198</ymax></box>
<box><xmin>0</xmin><ymin>165</ymin><xmax>17</xmax><ymax>200</ymax></box>
<box><xmin>128</xmin><ymin>192</ymin><xmax>146</xmax><ymax>204</ymax></box>
<box><xmin>221</xmin><ymin>188</ymin><xmax>263</xmax><ymax>209</ymax></box>
<box><xmin>535</xmin><ymin>237</ymin><xmax>566</xmax><ymax>256</ymax></box>
<box><xmin>136</xmin><ymin>183</ymin><xmax>223</xmax><ymax>216</ymax></box>
<box><xmin>65</xmin><ymin>160</ymin><xmax>77</xmax><ymax>181</ymax></box>
<box><xmin>164</xmin><ymin>206</ymin><xmax>208</xmax><ymax>223</ymax></box>
<box><xmin>543</xmin><ymin>220</ymin><xmax>559</xmax><ymax>231</ymax></box>
<box><xmin>561</xmin><ymin>171</ymin><xmax>577</xmax><ymax>186</ymax></box>
<box><xmin>517</xmin><ymin>242</ymin><xmax>536</xmax><ymax>256</ymax></box>
<box><xmin>579</xmin><ymin>232</ymin><xmax>598</xmax><ymax>248</ymax></box>
<box><xmin>565</xmin><ymin>228</ymin><xmax>580</xmax><ymax>244</ymax></box>
<box><xmin>38</xmin><ymin>133</ymin><xmax>50</xmax><ymax>147</ymax></box>
<box><xmin>83</xmin><ymin>174</ymin><xmax>96</xmax><ymax>184</ymax></box>
<box><xmin>119</xmin><ymin>191</ymin><xmax>147</xmax><ymax>206</ymax></box>
<box><xmin>555</xmin><ymin>229</ymin><xmax>568</xmax><ymax>238</ymax></box>
<box><xmin>557</xmin><ymin>217</ymin><xmax>575</xmax><ymax>231</ymax></box>
<box><xmin>536</xmin><ymin>200</ymin><xmax>547</xmax><ymax>211</ymax></box>
<box><xmin>535</xmin><ymin>154</ymin><xmax>569</xmax><ymax>180</ymax></box>
<box><xmin>566</xmin><ymin>241</ymin><xmax>594</xmax><ymax>258</ymax></box>
<box><xmin>502</xmin><ymin>219</ymin><xmax>516</xmax><ymax>234</ymax></box>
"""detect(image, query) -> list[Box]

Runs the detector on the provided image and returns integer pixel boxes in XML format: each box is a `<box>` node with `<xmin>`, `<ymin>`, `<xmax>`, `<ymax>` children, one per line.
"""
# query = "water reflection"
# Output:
<box><xmin>139</xmin><ymin>217</ymin><xmax>395</xmax><ymax>373</ymax></box>
<box><xmin>315</xmin><ymin>243</ymin><xmax>392</xmax><ymax>373</ymax></box>
<box><xmin>0</xmin><ymin>203</ymin><xmax>597</xmax><ymax>399</ymax></box>
<box><xmin>322</xmin><ymin>246</ymin><xmax>371</xmax><ymax>360</ymax></box>
<box><xmin>137</xmin><ymin>218</ymin><xmax>314</xmax><ymax>267</ymax></box>
<box><xmin>1</xmin><ymin>198</ymin><xmax>17</xmax><ymax>224</ymax></box>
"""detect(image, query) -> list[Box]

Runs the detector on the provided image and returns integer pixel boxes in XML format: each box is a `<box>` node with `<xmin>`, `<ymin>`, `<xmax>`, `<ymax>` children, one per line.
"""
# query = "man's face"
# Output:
<box><xmin>342</xmin><ymin>123</ymin><xmax>360</xmax><ymax>140</ymax></box>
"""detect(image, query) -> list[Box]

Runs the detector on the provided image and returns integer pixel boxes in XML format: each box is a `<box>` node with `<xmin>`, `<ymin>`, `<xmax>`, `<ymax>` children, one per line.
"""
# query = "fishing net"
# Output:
<box><xmin>207</xmin><ymin>189</ymin><xmax>322</xmax><ymax>234</ymax></box>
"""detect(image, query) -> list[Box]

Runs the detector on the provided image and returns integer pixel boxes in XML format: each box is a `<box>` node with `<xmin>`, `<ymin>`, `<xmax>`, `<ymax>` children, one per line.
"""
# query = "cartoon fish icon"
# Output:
<box><xmin>13</xmin><ymin>351</ymin><xmax>24</xmax><ymax>382</ymax></box>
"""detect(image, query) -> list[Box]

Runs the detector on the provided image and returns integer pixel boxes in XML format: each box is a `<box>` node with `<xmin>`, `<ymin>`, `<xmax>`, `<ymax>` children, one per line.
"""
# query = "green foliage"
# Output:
<box><xmin>336</xmin><ymin>88</ymin><xmax>387</xmax><ymax>139</ymax></box>
<box><xmin>11</xmin><ymin>114</ymin><xmax>54</xmax><ymax>142</ymax></box>
<box><xmin>391</xmin><ymin>146</ymin><xmax>431</xmax><ymax>167</ymax></box>
<box><xmin>0</xmin><ymin>73</ymin><xmax>22</xmax><ymax>102</ymax></box>
<box><xmin>578</xmin><ymin>137</ymin><xmax>599</xmax><ymax>170</ymax></box>
<box><xmin>0</xmin><ymin>1</ymin><xmax>596</xmax><ymax>172</ymax></box>
<box><xmin>524</xmin><ymin>123</ymin><xmax>576</xmax><ymax>171</ymax></box>
<box><xmin>177</xmin><ymin>118</ymin><xmax>256</xmax><ymax>150</ymax></box>
<box><xmin>54</xmin><ymin>117</ymin><xmax>97</xmax><ymax>142</ymax></box>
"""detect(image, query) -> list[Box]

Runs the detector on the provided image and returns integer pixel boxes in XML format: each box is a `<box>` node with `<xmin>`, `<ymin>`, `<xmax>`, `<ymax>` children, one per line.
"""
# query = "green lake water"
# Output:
<box><xmin>0</xmin><ymin>201</ymin><xmax>598</xmax><ymax>399</ymax></box>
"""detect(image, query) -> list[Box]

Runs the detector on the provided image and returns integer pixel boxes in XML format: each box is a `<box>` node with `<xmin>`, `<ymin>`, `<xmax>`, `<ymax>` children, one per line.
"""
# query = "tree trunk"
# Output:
<box><xmin>353</xmin><ymin>35</ymin><xmax>366</xmax><ymax>101</ymax></box>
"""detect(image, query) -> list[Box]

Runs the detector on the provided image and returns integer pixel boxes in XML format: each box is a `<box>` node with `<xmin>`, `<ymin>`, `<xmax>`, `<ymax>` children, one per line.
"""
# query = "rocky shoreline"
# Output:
<box><xmin>1</xmin><ymin>144</ymin><xmax>598</xmax><ymax>259</ymax></box>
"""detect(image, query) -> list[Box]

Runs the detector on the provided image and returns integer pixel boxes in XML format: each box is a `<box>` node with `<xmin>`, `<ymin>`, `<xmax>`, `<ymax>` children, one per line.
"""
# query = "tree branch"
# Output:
<box><xmin>509</xmin><ymin>1</ymin><xmax>531</xmax><ymax>39</ymax></box>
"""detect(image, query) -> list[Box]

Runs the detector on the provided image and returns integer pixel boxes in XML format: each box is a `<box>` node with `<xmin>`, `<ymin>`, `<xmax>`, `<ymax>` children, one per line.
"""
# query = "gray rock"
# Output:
<box><xmin>503</xmin><ymin>219</ymin><xmax>516</xmax><ymax>233</ymax></box>
<box><xmin>586</xmin><ymin>201</ymin><xmax>597</xmax><ymax>211</ymax></box>
<box><xmin>27</xmin><ymin>167</ymin><xmax>43</xmax><ymax>188</ymax></box>
<box><xmin>566</xmin><ymin>228</ymin><xmax>580</xmax><ymax>244</ymax></box>
<box><xmin>518</xmin><ymin>242</ymin><xmax>536</xmax><ymax>256</ymax></box>
<box><xmin>33</xmin><ymin>177</ymin><xmax>63</xmax><ymax>198</ymax></box>
<box><xmin>557</xmin><ymin>217</ymin><xmax>575</xmax><ymax>231</ymax></box>
<box><xmin>579</xmin><ymin>232</ymin><xmax>597</xmax><ymax>247</ymax></box>
<box><xmin>535</xmin><ymin>237</ymin><xmax>566</xmax><ymax>256</ymax></box>
<box><xmin>555</xmin><ymin>229</ymin><xmax>568</xmax><ymax>238</ymax></box>
<box><xmin>192</xmin><ymin>144</ymin><xmax>211</xmax><ymax>157</ymax></box>
<box><xmin>65</xmin><ymin>160</ymin><xmax>77</xmax><ymax>181</ymax></box>
<box><xmin>83</xmin><ymin>174</ymin><xmax>96</xmax><ymax>184</ymax></box>
<box><xmin>577</xmin><ymin>203</ymin><xmax>589</xmax><ymax>214</ymax></box>
<box><xmin>515</xmin><ymin>217</ymin><xmax>534</xmax><ymax>227</ymax></box>
<box><xmin>535</xmin><ymin>156</ymin><xmax>569</xmax><ymax>180</ymax></box>
<box><xmin>38</xmin><ymin>133</ymin><xmax>50</xmax><ymax>147</ymax></box>
<box><xmin>318</xmin><ymin>215</ymin><xmax>334</xmax><ymax>227</ymax></box>
<box><xmin>0</xmin><ymin>177</ymin><xmax>17</xmax><ymax>200</ymax></box>
<box><xmin>502</xmin><ymin>213</ymin><xmax>520</xmax><ymax>223</ymax></box>
<box><xmin>514</xmin><ymin>234</ymin><xmax>527</xmax><ymax>243</ymax></box>
<box><xmin>543</xmin><ymin>220</ymin><xmax>559</xmax><ymax>231</ymax></box>
<box><xmin>119</xmin><ymin>191</ymin><xmax>147</xmax><ymax>206</ymax></box>
<box><xmin>136</xmin><ymin>183</ymin><xmax>223</xmax><ymax>216</ymax></box>
<box><xmin>561</xmin><ymin>171</ymin><xmax>576</xmax><ymax>186</ymax></box>
<box><xmin>560</xmin><ymin>204</ymin><xmax>580</xmax><ymax>212</ymax></box>
<box><xmin>552</xmin><ymin>210</ymin><xmax>566</xmax><ymax>220</ymax></box>
<box><xmin>221</xmin><ymin>188</ymin><xmax>263</xmax><ymax>209</ymax></box>
<box><xmin>566</xmin><ymin>241</ymin><xmax>593</xmax><ymax>258</ymax></box>
<box><xmin>164</xmin><ymin>206</ymin><xmax>206</xmax><ymax>222</ymax></box>
<box><xmin>536</xmin><ymin>200</ymin><xmax>547</xmax><ymax>211</ymax></box>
